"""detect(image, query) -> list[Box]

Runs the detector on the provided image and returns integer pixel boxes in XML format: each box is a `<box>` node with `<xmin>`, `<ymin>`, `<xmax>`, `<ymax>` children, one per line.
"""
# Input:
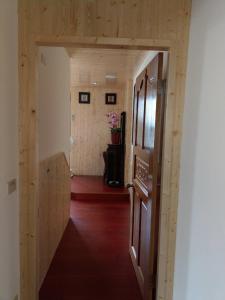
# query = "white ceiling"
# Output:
<box><xmin>68</xmin><ymin>48</ymin><xmax>157</xmax><ymax>87</ymax></box>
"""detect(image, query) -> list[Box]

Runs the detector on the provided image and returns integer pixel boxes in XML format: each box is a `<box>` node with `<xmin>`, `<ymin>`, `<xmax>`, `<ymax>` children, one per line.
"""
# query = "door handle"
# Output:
<box><xmin>126</xmin><ymin>183</ymin><xmax>134</xmax><ymax>189</ymax></box>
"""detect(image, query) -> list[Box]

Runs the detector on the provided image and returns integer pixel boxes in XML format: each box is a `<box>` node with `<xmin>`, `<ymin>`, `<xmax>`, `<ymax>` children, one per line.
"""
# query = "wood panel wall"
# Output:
<box><xmin>18</xmin><ymin>1</ymin><xmax>192</xmax><ymax>300</ymax></box>
<box><xmin>124</xmin><ymin>80</ymin><xmax>134</xmax><ymax>185</ymax></box>
<box><xmin>70</xmin><ymin>85</ymin><xmax>125</xmax><ymax>176</ymax></box>
<box><xmin>38</xmin><ymin>152</ymin><xmax>70</xmax><ymax>288</ymax></box>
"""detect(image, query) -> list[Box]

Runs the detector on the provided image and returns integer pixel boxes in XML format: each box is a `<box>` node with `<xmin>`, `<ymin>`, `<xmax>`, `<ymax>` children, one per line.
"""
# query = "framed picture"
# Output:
<box><xmin>79</xmin><ymin>92</ymin><xmax>90</xmax><ymax>104</ymax></box>
<box><xmin>105</xmin><ymin>93</ymin><xmax>117</xmax><ymax>105</ymax></box>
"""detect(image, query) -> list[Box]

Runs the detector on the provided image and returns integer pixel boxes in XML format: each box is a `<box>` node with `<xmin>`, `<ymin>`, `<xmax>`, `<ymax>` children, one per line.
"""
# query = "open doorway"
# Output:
<box><xmin>37</xmin><ymin>45</ymin><xmax>168</xmax><ymax>300</ymax></box>
<box><xmin>68</xmin><ymin>47</ymin><xmax>164</xmax><ymax>184</ymax></box>
<box><xmin>68</xmin><ymin>48</ymin><xmax>168</xmax><ymax>300</ymax></box>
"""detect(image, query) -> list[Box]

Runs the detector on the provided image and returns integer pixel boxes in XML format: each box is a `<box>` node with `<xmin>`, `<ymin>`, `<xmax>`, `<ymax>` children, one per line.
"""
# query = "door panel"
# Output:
<box><xmin>139</xmin><ymin>200</ymin><xmax>148</xmax><ymax>273</ymax></box>
<box><xmin>130</xmin><ymin>53</ymin><xmax>165</xmax><ymax>300</ymax></box>
<box><xmin>137</xmin><ymin>87</ymin><xmax>145</xmax><ymax>146</ymax></box>
<box><xmin>136</xmin><ymin>74</ymin><xmax>146</xmax><ymax>147</ymax></box>
<box><xmin>135</xmin><ymin>157</ymin><xmax>151</xmax><ymax>190</ymax></box>
<box><xmin>144</xmin><ymin>83</ymin><xmax>157</xmax><ymax>149</ymax></box>
<box><xmin>132</xmin><ymin>192</ymin><xmax>140</xmax><ymax>259</ymax></box>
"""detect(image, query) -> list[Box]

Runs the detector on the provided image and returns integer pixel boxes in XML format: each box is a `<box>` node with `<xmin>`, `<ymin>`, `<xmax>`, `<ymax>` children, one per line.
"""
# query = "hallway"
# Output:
<box><xmin>39</xmin><ymin>178</ymin><xmax>142</xmax><ymax>300</ymax></box>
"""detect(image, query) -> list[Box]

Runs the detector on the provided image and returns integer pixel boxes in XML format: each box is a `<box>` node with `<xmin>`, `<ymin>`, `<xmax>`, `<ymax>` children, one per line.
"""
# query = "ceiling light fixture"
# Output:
<box><xmin>105</xmin><ymin>74</ymin><xmax>117</xmax><ymax>79</ymax></box>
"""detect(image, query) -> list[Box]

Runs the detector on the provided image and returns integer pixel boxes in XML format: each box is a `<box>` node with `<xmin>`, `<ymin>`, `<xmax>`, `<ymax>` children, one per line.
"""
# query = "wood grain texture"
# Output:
<box><xmin>70</xmin><ymin>85</ymin><xmax>125</xmax><ymax>176</ymax></box>
<box><xmin>69</xmin><ymin>48</ymin><xmax>150</xmax><ymax>87</ymax></box>
<box><xmin>71</xmin><ymin>175</ymin><xmax>129</xmax><ymax>201</ymax></box>
<box><xmin>18</xmin><ymin>1</ymin><xmax>192</xmax><ymax>299</ymax></box>
<box><xmin>38</xmin><ymin>152</ymin><xmax>70</xmax><ymax>289</ymax></box>
<box><xmin>124</xmin><ymin>79</ymin><xmax>134</xmax><ymax>185</ymax></box>
<box><xmin>69</xmin><ymin>48</ymin><xmax>145</xmax><ymax>178</ymax></box>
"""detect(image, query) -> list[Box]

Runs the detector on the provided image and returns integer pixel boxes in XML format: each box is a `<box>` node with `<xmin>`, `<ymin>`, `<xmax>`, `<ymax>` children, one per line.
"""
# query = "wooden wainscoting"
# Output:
<box><xmin>38</xmin><ymin>152</ymin><xmax>70</xmax><ymax>288</ymax></box>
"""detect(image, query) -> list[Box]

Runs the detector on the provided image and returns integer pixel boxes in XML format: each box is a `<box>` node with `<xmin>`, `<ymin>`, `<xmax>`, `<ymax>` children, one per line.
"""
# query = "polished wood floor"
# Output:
<box><xmin>39</xmin><ymin>176</ymin><xmax>142</xmax><ymax>300</ymax></box>
<box><xmin>71</xmin><ymin>175</ymin><xmax>129</xmax><ymax>201</ymax></box>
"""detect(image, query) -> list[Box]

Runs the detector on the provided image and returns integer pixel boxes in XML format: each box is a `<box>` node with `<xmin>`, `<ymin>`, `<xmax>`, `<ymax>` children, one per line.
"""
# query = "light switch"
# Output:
<box><xmin>8</xmin><ymin>178</ymin><xmax>17</xmax><ymax>195</ymax></box>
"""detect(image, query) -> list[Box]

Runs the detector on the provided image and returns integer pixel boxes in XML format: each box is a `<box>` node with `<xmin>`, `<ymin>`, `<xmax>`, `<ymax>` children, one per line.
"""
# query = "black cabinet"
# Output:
<box><xmin>103</xmin><ymin>112</ymin><xmax>126</xmax><ymax>187</ymax></box>
<box><xmin>103</xmin><ymin>144</ymin><xmax>125</xmax><ymax>187</ymax></box>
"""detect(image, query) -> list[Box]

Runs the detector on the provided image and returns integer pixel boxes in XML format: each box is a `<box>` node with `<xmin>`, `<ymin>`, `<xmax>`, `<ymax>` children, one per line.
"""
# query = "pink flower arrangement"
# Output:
<box><xmin>106</xmin><ymin>112</ymin><xmax>121</xmax><ymax>132</ymax></box>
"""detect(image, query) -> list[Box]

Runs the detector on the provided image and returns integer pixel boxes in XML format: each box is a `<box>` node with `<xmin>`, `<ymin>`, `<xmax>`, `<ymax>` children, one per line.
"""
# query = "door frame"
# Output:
<box><xmin>19</xmin><ymin>36</ymin><xmax>185</xmax><ymax>300</ymax></box>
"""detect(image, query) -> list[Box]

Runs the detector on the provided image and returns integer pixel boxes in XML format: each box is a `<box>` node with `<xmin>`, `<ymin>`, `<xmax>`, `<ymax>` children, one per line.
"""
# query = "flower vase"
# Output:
<box><xmin>111</xmin><ymin>132</ymin><xmax>121</xmax><ymax>144</ymax></box>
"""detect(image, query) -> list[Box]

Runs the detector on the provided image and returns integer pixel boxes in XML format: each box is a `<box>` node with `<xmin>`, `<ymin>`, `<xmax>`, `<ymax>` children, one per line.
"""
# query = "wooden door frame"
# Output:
<box><xmin>19</xmin><ymin>36</ymin><xmax>185</xmax><ymax>300</ymax></box>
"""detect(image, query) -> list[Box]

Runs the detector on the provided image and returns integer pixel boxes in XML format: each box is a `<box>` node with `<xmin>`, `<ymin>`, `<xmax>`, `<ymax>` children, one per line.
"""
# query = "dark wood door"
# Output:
<box><xmin>130</xmin><ymin>53</ymin><xmax>165</xmax><ymax>300</ymax></box>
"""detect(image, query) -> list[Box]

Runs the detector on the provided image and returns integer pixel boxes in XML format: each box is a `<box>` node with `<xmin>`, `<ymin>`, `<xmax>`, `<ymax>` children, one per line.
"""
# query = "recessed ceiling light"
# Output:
<box><xmin>105</xmin><ymin>74</ymin><xmax>117</xmax><ymax>79</ymax></box>
<box><xmin>92</xmin><ymin>82</ymin><xmax>97</xmax><ymax>85</ymax></box>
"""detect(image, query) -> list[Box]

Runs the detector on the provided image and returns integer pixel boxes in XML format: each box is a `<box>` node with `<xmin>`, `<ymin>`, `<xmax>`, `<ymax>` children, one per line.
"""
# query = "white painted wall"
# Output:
<box><xmin>134</xmin><ymin>51</ymin><xmax>158</xmax><ymax>79</ymax></box>
<box><xmin>174</xmin><ymin>1</ymin><xmax>225</xmax><ymax>300</ymax></box>
<box><xmin>0</xmin><ymin>0</ymin><xmax>19</xmax><ymax>299</ymax></box>
<box><xmin>134</xmin><ymin>51</ymin><xmax>168</xmax><ymax>80</ymax></box>
<box><xmin>39</xmin><ymin>47</ymin><xmax>70</xmax><ymax>162</ymax></box>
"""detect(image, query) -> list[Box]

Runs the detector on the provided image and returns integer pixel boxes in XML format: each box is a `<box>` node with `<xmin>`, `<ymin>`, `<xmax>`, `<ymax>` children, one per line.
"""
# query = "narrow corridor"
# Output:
<box><xmin>39</xmin><ymin>177</ymin><xmax>142</xmax><ymax>300</ymax></box>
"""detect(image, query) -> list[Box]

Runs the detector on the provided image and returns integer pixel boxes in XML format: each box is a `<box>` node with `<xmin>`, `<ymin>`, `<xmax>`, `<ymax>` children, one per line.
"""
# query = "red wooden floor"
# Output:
<box><xmin>39</xmin><ymin>176</ymin><xmax>142</xmax><ymax>300</ymax></box>
<box><xmin>71</xmin><ymin>175</ymin><xmax>129</xmax><ymax>201</ymax></box>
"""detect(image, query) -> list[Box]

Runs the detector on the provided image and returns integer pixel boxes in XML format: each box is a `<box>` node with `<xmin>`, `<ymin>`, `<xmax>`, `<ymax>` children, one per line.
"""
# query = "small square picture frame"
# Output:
<box><xmin>105</xmin><ymin>93</ymin><xmax>117</xmax><ymax>105</ymax></box>
<box><xmin>79</xmin><ymin>92</ymin><xmax>90</xmax><ymax>104</ymax></box>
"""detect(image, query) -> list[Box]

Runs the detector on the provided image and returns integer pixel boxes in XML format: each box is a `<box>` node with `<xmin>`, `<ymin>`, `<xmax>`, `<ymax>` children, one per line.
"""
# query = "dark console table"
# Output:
<box><xmin>103</xmin><ymin>112</ymin><xmax>126</xmax><ymax>187</ymax></box>
<box><xmin>103</xmin><ymin>144</ymin><xmax>125</xmax><ymax>187</ymax></box>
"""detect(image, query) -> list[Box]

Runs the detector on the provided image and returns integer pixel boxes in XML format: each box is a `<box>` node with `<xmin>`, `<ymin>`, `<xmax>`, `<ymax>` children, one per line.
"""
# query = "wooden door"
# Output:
<box><xmin>129</xmin><ymin>53</ymin><xmax>165</xmax><ymax>300</ymax></box>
